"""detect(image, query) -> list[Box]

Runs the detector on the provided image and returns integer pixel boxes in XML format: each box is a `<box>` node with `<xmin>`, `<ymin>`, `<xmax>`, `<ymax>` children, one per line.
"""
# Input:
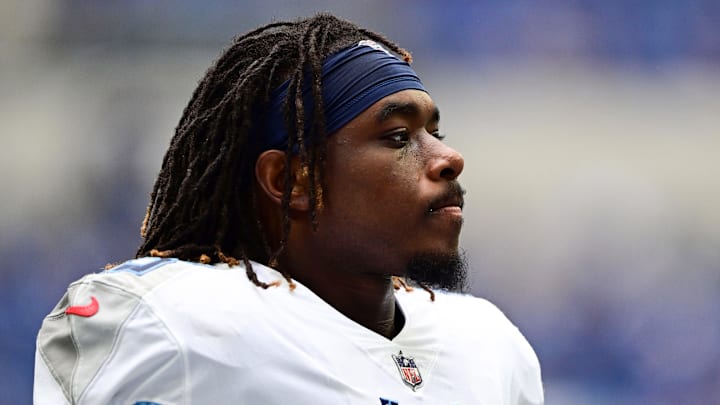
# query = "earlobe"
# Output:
<box><xmin>255</xmin><ymin>150</ymin><xmax>310</xmax><ymax>212</ymax></box>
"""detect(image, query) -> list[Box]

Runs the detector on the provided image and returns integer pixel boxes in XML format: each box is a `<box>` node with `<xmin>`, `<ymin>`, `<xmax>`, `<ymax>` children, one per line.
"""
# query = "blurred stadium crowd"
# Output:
<box><xmin>2</xmin><ymin>1</ymin><xmax>719</xmax><ymax>403</ymax></box>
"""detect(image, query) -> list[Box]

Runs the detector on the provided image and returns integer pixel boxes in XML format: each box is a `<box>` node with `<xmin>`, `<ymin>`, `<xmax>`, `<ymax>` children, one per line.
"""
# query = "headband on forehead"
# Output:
<box><xmin>258</xmin><ymin>40</ymin><xmax>427</xmax><ymax>152</ymax></box>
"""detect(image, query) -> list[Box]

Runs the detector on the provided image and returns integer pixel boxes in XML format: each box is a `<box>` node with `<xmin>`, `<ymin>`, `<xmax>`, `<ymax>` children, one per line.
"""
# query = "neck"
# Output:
<box><xmin>281</xmin><ymin>259</ymin><xmax>404</xmax><ymax>339</ymax></box>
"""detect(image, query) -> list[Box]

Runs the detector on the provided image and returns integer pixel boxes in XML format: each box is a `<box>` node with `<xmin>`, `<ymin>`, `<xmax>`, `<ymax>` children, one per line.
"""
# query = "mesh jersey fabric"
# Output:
<box><xmin>34</xmin><ymin>258</ymin><xmax>543</xmax><ymax>404</ymax></box>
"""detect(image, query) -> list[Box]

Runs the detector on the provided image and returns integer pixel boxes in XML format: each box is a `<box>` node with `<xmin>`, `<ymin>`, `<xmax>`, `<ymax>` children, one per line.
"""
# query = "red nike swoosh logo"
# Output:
<box><xmin>65</xmin><ymin>296</ymin><xmax>99</xmax><ymax>317</ymax></box>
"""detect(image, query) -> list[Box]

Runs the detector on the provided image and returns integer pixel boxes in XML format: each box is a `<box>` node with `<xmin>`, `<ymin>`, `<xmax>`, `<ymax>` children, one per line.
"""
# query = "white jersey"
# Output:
<box><xmin>34</xmin><ymin>257</ymin><xmax>543</xmax><ymax>404</ymax></box>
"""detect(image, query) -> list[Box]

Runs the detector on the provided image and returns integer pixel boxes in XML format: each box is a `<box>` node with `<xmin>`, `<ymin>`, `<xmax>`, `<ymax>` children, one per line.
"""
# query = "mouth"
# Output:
<box><xmin>428</xmin><ymin>182</ymin><xmax>465</xmax><ymax>215</ymax></box>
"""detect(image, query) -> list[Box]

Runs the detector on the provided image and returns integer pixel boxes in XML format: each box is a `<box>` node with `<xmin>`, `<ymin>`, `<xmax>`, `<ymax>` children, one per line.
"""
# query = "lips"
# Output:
<box><xmin>428</xmin><ymin>182</ymin><xmax>465</xmax><ymax>214</ymax></box>
<box><xmin>428</xmin><ymin>200</ymin><xmax>463</xmax><ymax>213</ymax></box>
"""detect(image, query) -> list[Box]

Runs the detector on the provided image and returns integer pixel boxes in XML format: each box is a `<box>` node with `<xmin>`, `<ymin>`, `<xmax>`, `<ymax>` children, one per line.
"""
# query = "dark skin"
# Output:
<box><xmin>255</xmin><ymin>89</ymin><xmax>465</xmax><ymax>339</ymax></box>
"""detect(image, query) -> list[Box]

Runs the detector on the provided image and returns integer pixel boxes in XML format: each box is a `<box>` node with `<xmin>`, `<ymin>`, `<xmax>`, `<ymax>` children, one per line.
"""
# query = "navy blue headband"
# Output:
<box><xmin>259</xmin><ymin>40</ymin><xmax>427</xmax><ymax>152</ymax></box>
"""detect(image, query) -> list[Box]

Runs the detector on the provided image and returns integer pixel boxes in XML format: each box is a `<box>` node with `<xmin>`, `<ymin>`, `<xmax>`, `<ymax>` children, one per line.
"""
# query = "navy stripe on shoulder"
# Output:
<box><xmin>108</xmin><ymin>257</ymin><xmax>178</xmax><ymax>276</ymax></box>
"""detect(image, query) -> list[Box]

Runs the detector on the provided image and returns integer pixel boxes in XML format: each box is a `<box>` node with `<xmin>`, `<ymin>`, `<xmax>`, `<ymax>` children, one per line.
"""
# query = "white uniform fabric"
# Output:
<box><xmin>34</xmin><ymin>257</ymin><xmax>543</xmax><ymax>404</ymax></box>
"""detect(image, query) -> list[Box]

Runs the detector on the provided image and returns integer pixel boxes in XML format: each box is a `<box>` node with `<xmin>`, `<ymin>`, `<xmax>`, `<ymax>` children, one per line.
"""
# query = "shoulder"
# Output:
<box><xmin>441</xmin><ymin>292</ymin><xmax>525</xmax><ymax>339</ymax></box>
<box><xmin>434</xmin><ymin>291</ymin><xmax>507</xmax><ymax>318</ymax></box>
<box><xmin>34</xmin><ymin>257</ymin><xmax>282</xmax><ymax>403</ymax></box>
<box><xmin>401</xmin><ymin>290</ymin><xmax>544</xmax><ymax>403</ymax></box>
<box><xmin>55</xmin><ymin>257</ymin><xmax>283</xmax><ymax>315</ymax></box>
<box><xmin>399</xmin><ymin>289</ymin><xmax>515</xmax><ymax>332</ymax></box>
<box><xmin>434</xmin><ymin>292</ymin><xmax>540</xmax><ymax>364</ymax></box>
<box><xmin>74</xmin><ymin>257</ymin><xmax>209</xmax><ymax>296</ymax></box>
<box><xmin>34</xmin><ymin>258</ymin><xmax>194</xmax><ymax>402</ymax></box>
<box><xmin>36</xmin><ymin>257</ymin><xmax>279</xmax><ymax>350</ymax></box>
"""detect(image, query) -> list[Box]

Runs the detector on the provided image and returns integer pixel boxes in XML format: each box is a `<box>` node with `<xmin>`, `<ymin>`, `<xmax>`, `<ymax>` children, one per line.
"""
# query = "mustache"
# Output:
<box><xmin>428</xmin><ymin>181</ymin><xmax>466</xmax><ymax>211</ymax></box>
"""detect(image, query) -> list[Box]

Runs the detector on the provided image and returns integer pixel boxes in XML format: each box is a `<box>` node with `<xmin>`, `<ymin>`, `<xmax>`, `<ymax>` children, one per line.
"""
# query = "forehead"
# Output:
<box><xmin>368</xmin><ymin>90</ymin><xmax>438</xmax><ymax>122</ymax></box>
<box><xmin>333</xmin><ymin>89</ymin><xmax>439</xmax><ymax>136</ymax></box>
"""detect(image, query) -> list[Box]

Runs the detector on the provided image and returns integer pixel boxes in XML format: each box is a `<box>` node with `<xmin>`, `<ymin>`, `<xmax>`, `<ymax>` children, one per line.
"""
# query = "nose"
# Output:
<box><xmin>427</xmin><ymin>140</ymin><xmax>464</xmax><ymax>181</ymax></box>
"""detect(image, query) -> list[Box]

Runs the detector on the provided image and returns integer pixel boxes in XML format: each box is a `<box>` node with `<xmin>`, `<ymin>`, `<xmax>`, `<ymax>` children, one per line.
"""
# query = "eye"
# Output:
<box><xmin>383</xmin><ymin>129</ymin><xmax>410</xmax><ymax>147</ymax></box>
<box><xmin>431</xmin><ymin>130</ymin><xmax>446</xmax><ymax>141</ymax></box>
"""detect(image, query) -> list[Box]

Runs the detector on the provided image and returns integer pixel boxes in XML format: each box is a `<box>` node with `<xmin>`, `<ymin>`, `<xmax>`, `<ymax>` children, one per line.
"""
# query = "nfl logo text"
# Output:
<box><xmin>391</xmin><ymin>351</ymin><xmax>423</xmax><ymax>391</ymax></box>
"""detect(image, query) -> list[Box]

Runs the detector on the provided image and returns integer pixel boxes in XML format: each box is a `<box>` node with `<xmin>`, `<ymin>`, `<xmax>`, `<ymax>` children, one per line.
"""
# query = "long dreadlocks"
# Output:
<box><xmin>135</xmin><ymin>14</ymin><xmax>413</xmax><ymax>289</ymax></box>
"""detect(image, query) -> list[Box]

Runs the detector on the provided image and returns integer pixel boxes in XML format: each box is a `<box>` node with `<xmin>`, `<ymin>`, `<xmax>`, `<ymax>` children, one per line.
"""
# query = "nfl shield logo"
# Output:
<box><xmin>392</xmin><ymin>351</ymin><xmax>423</xmax><ymax>390</ymax></box>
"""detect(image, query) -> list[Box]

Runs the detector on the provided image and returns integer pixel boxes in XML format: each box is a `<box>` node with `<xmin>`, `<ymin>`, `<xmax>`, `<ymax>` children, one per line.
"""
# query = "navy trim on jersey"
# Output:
<box><xmin>108</xmin><ymin>257</ymin><xmax>178</xmax><ymax>276</ymax></box>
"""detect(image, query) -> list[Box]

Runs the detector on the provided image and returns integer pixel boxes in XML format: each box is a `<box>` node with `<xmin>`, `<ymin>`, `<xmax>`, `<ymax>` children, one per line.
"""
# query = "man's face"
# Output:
<box><xmin>313</xmin><ymin>89</ymin><xmax>465</xmax><ymax>283</ymax></box>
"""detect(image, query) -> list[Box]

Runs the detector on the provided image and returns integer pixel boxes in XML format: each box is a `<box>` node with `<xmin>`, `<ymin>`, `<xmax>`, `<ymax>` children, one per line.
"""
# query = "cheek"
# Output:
<box><xmin>362</xmin><ymin>152</ymin><xmax>421</xmax><ymax>200</ymax></box>
<box><xmin>366</xmin><ymin>161</ymin><xmax>423</xmax><ymax>227</ymax></box>
<box><xmin>323</xmin><ymin>143</ymin><xmax>425</xmax><ymax>214</ymax></box>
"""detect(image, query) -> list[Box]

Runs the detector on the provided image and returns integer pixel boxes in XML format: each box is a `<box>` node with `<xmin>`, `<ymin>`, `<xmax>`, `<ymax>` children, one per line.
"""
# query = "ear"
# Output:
<box><xmin>255</xmin><ymin>150</ymin><xmax>310</xmax><ymax>212</ymax></box>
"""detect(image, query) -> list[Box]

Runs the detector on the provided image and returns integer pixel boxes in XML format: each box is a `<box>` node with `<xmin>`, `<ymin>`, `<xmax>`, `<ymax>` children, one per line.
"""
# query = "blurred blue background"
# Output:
<box><xmin>2</xmin><ymin>1</ymin><xmax>719</xmax><ymax>403</ymax></box>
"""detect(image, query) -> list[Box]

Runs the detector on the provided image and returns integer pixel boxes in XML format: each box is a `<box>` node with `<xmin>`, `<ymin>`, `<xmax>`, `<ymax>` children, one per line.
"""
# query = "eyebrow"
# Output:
<box><xmin>376</xmin><ymin>101</ymin><xmax>440</xmax><ymax>124</ymax></box>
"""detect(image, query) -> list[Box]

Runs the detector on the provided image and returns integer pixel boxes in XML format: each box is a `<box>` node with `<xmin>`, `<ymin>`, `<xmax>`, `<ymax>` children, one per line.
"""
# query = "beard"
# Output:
<box><xmin>405</xmin><ymin>250</ymin><xmax>468</xmax><ymax>292</ymax></box>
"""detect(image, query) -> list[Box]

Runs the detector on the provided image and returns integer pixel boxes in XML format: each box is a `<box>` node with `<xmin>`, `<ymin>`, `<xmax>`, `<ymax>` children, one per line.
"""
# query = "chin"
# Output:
<box><xmin>404</xmin><ymin>249</ymin><xmax>468</xmax><ymax>292</ymax></box>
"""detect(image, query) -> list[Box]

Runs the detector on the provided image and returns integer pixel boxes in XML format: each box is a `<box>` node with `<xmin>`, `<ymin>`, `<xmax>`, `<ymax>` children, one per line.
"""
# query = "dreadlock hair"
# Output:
<box><xmin>135</xmin><ymin>14</ymin><xmax>413</xmax><ymax>289</ymax></box>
